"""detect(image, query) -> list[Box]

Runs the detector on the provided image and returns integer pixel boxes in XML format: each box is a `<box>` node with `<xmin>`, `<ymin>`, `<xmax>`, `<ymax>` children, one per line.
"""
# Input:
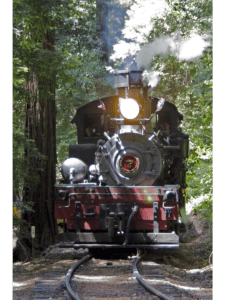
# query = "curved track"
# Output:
<box><xmin>65</xmin><ymin>253</ymin><xmax>174</xmax><ymax>300</ymax></box>
<box><xmin>65</xmin><ymin>254</ymin><xmax>93</xmax><ymax>300</ymax></box>
<box><xmin>133</xmin><ymin>255</ymin><xmax>173</xmax><ymax>300</ymax></box>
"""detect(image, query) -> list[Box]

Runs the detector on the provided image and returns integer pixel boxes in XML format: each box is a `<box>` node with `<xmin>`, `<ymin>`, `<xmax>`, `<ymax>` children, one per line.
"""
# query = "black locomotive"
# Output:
<box><xmin>55</xmin><ymin>70</ymin><xmax>189</xmax><ymax>250</ymax></box>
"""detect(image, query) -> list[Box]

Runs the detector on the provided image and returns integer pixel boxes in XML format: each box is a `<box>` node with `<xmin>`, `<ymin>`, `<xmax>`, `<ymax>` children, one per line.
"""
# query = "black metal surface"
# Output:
<box><xmin>123</xmin><ymin>205</ymin><xmax>139</xmax><ymax>245</ymax></box>
<box><xmin>59</xmin><ymin>244</ymin><xmax>179</xmax><ymax>249</ymax></box>
<box><xmin>99</xmin><ymin>203</ymin><xmax>131</xmax><ymax>232</ymax></box>
<box><xmin>65</xmin><ymin>254</ymin><xmax>92</xmax><ymax>300</ymax></box>
<box><xmin>69</xmin><ymin>144</ymin><xmax>96</xmax><ymax>166</ymax></box>
<box><xmin>83</xmin><ymin>206</ymin><xmax>95</xmax><ymax>217</ymax></box>
<box><xmin>107</xmin><ymin>216</ymin><xmax>114</xmax><ymax>237</ymax></box>
<box><xmin>56</xmin><ymin>231</ymin><xmax>179</xmax><ymax>244</ymax></box>
<box><xmin>57</xmin><ymin>190</ymin><xmax>69</xmax><ymax>201</ymax></box>
<box><xmin>113</xmin><ymin>70</ymin><xmax>144</xmax><ymax>89</ymax></box>
<box><xmin>133</xmin><ymin>255</ymin><xmax>174</xmax><ymax>300</ymax></box>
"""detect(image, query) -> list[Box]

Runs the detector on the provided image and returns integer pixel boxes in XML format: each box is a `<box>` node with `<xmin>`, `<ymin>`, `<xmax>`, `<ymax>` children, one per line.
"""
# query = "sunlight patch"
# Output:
<box><xmin>13</xmin><ymin>282</ymin><xmax>26</xmax><ymax>288</ymax></box>
<box><xmin>146</xmin><ymin>279</ymin><xmax>211</xmax><ymax>291</ymax></box>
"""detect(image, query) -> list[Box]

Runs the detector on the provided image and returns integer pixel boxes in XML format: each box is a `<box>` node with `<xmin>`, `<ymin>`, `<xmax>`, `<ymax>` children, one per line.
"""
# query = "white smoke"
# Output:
<box><xmin>110</xmin><ymin>0</ymin><xmax>170</xmax><ymax>62</ymax></box>
<box><xmin>142</xmin><ymin>70</ymin><xmax>162</xmax><ymax>88</ymax></box>
<box><xmin>177</xmin><ymin>32</ymin><xmax>211</xmax><ymax>61</ymax></box>
<box><xmin>121</xmin><ymin>0</ymin><xmax>170</xmax><ymax>44</ymax></box>
<box><xmin>110</xmin><ymin>41</ymin><xmax>140</xmax><ymax>61</ymax></box>
<box><xmin>135</xmin><ymin>30</ymin><xmax>211</xmax><ymax>87</ymax></box>
<box><xmin>136</xmin><ymin>30</ymin><xmax>211</xmax><ymax>69</ymax></box>
<box><xmin>136</xmin><ymin>33</ymin><xmax>177</xmax><ymax>68</ymax></box>
<box><xmin>109</xmin><ymin>0</ymin><xmax>211</xmax><ymax>88</ymax></box>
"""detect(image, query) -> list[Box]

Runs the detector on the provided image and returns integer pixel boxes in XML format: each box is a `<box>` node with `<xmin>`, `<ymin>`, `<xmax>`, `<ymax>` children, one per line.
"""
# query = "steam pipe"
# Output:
<box><xmin>123</xmin><ymin>205</ymin><xmax>139</xmax><ymax>246</ymax></box>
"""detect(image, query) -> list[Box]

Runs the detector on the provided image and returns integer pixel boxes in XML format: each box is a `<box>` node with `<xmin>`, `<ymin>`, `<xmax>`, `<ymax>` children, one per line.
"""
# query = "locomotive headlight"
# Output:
<box><xmin>119</xmin><ymin>97</ymin><xmax>140</xmax><ymax>120</ymax></box>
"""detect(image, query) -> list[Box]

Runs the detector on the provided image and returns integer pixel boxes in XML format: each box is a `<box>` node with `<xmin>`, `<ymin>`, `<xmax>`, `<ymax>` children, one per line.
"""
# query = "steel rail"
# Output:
<box><xmin>66</xmin><ymin>253</ymin><xmax>175</xmax><ymax>300</ymax></box>
<box><xmin>65</xmin><ymin>254</ymin><xmax>92</xmax><ymax>300</ymax></box>
<box><xmin>133</xmin><ymin>255</ymin><xmax>174</xmax><ymax>300</ymax></box>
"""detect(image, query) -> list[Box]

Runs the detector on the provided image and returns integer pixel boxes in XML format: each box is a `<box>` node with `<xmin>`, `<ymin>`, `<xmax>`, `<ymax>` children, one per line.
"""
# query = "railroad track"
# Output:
<box><xmin>66</xmin><ymin>254</ymin><xmax>93</xmax><ymax>300</ymax></box>
<box><xmin>30</xmin><ymin>251</ymin><xmax>212</xmax><ymax>300</ymax></box>
<box><xmin>65</xmin><ymin>253</ymin><xmax>183</xmax><ymax>300</ymax></box>
<box><xmin>32</xmin><ymin>279</ymin><xmax>66</xmax><ymax>299</ymax></box>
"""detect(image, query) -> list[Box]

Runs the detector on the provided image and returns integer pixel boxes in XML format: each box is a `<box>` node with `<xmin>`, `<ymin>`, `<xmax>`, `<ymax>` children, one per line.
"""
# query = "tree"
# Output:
<box><xmin>13</xmin><ymin>0</ymin><xmax>115</xmax><ymax>259</ymax></box>
<box><xmin>13</xmin><ymin>0</ymin><xmax>62</xmax><ymax>258</ymax></box>
<box><xmin>96</xmin><ymin>0</ymin><xmax>109</xmax><ymax>62</ymax></box>
<box><xmin>13</xmin><ymin>0</ymin><xmax>84</xmax><ymax>258</ymax></box>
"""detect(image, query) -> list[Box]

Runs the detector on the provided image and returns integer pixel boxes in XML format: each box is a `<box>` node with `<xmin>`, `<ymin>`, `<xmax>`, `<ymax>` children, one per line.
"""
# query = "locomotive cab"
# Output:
<box><xmin>55</xmin><ymin>70</ymin><xmax>189</xmax><ymax>250</ymax></box>
<box><xmin>150</xmin><ymin>97</ymin><xmax>183</xmax><ymax>132</ymax></box>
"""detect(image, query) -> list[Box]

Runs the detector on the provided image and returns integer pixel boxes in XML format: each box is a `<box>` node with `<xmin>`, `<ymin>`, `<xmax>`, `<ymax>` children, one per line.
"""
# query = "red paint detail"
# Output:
<box><xmin>82</xmin><ymin>220</ymin><xmax>99</xmax><ymax>230</ymax></box>
<box><xmin>55</xmin><ymin>186</ymin><xmax>179</xmax><ymax>232</ymax></box>
<box><xmin>134</xmin><ymin>220</ymin><xmax>167</xmax><ymax>230</ymax></box>
<box><xmin>67</xmin><ymin>219</ymin><xmax>75</xmax><ymax>230</ymax></box>
<box><xmin>121</xmin><ymin>155</ymin><xmax>138</xmax><ymax>171</ymax></box>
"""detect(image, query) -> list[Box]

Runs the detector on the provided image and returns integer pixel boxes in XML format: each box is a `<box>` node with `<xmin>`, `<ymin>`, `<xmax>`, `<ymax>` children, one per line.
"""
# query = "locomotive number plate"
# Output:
<box><xmin>119</xmin><ymin>153</ymin><xmax>140</xmax><ymax>173</ymax></box>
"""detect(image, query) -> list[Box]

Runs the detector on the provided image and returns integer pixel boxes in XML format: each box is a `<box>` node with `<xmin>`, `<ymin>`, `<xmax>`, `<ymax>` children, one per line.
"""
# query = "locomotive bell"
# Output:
<box><xmin>61</xmin><ymin>157</ymin><xmax>87</xmax><ymax>183</ymax></box>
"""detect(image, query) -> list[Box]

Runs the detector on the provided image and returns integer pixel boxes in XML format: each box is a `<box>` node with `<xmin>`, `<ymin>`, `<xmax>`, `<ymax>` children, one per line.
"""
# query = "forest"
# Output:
<box><xmin>13</xmin><ymin>0</ymin><xmax>212</xmax><ymax>258</ymax></box>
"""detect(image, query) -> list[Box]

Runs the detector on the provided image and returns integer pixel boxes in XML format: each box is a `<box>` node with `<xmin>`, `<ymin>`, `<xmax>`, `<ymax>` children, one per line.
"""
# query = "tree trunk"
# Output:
<box><xmin>96</xmin><ymin>0</ymin><xmax>109</xmax><ymax>62</ymax></box>
<box><xmin>18</xmin><ymin>28</ymin><xmax>57</xmax><ymax>260</ymax></box>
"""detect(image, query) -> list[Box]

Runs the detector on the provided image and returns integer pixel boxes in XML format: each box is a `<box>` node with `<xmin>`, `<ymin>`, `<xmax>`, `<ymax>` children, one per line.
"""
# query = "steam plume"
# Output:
<box><xmin>136</xmin><ymin>30</ymin><xmax>211</xmax><ymax>69</ymax></box>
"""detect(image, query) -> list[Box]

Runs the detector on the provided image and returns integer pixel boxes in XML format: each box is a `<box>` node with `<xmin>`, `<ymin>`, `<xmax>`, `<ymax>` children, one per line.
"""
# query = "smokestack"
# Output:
<box><xmin>114</xmin><ymin>69</ymin><xmax>143</xmax><ymax>89</ymax></box>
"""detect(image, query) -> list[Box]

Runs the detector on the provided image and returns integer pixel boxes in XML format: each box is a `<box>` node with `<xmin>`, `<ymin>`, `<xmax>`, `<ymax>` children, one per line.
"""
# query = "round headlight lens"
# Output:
<box><xmin>119</xmin><ymin>98</ymin><xmax>140</xmax><ymax>120</ymax></box>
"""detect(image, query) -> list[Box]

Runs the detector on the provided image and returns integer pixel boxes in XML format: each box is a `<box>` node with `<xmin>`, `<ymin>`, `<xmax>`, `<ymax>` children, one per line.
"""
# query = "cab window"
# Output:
<box><xmin>84</xmin><ymin>113</ymin><xmax>105</xmax><ymax>137</ymax></box>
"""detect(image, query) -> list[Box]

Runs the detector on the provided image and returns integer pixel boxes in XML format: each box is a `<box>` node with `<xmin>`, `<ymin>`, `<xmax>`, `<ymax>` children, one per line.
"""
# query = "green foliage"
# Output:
<box><xmin>54</xmin><ymin>1</ymin><xmax>115</xmax><ymax>164</ymax></box>
<box><xmin>13</xmin><ymin>0</ymin><xmax>114</xmax><ymax>206</ymax></box>
<box><xmin>192</xmin><ymin>198</ymin><xmax>212</xmax><ymax>224</ymax></box>
<box><xmin>193</xmin><ymin>198</ymin><xmax>212</xmax><ymax>220</ymax></box>
<box><xmin>13</xmin><ymin>0</ymin><xmax>57</xmax><ymax>204</ymax></box>
<box><xmin>187</xmin><ymin>154</ymin><xmax>212</xmax><ymax>198</ymax></box>
<box><xmin>13</xmin><ymin>118</ymin><xmax>48</xmax><ymax>228</ymax></box>
<box><xmin>110</xmin><ymin>0</ymin><xmax>212</xmax><ymax>219</ymax></box>
<box><xmin>148</xmin><ymin>1</ymin><xmax>212</xmax><ymax>213</ymax></box>
<box><xmin>179</xmin><ymin>49</ymin><xmax>212</xmax><ymax>210</ymax></box>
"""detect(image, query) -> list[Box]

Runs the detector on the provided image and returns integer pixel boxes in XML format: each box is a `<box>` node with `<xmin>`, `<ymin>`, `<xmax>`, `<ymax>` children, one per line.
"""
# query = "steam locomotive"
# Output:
<box><xmin>55</xmin><ymin>70</ymin><xmax>189</xmax><ymax>250</ymax></box>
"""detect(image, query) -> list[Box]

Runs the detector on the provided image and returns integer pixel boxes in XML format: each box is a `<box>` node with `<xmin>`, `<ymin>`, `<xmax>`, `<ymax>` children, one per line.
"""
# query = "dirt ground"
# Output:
<box><xmin>13</xmin><ymin>213</ymin><xmax>213</xmax><ymax>300</ymax></box>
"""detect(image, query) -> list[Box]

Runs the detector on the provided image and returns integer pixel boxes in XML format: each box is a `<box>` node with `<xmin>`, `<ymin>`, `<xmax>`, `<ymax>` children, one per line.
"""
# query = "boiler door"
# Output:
<box><xmin>100</xmin><ymin>133</ymin><xmax>163</xmax><ymax>186</ymax></box>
